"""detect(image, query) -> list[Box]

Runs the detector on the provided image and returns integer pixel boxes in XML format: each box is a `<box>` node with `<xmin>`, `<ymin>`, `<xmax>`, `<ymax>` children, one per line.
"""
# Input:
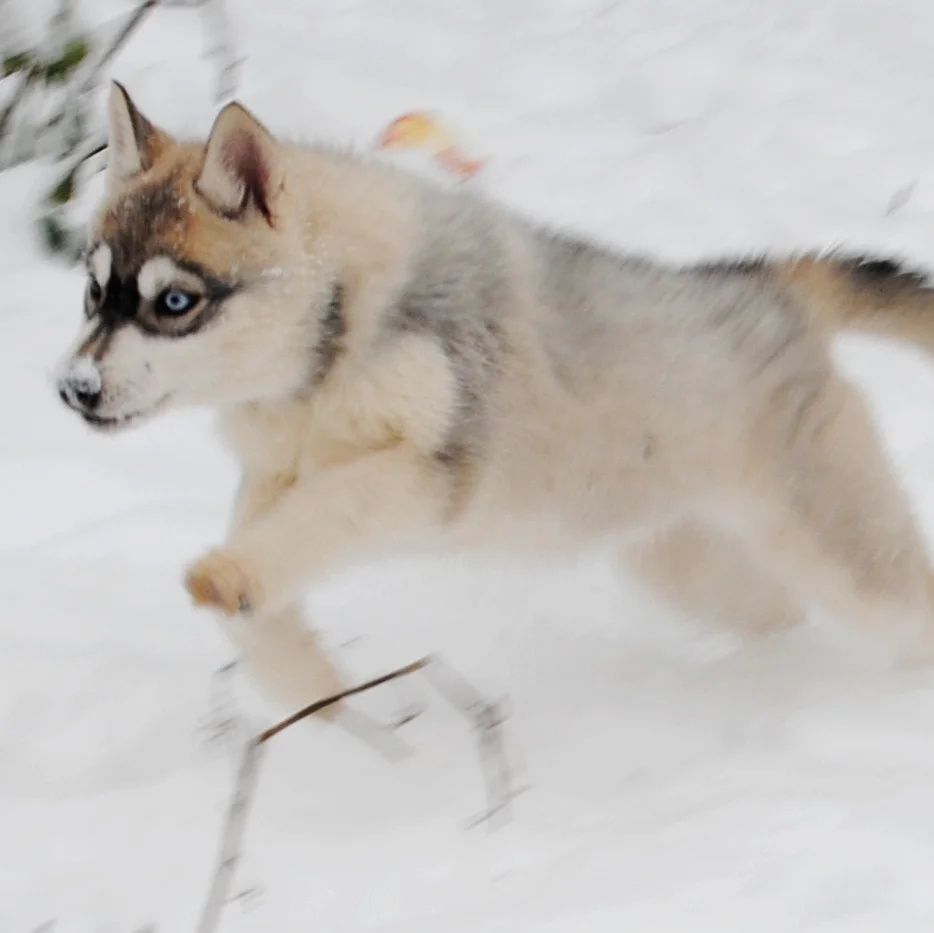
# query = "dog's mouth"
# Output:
<box><xmin>80</xmin><ymin>395</ymin><xmax>171</xmax><ymax>433</ymax></box>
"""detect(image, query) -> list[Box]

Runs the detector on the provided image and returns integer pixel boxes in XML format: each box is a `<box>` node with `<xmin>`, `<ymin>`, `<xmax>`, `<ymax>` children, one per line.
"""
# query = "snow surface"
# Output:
<box><xmin>5</xmin><ymin>1</ymin><xmax>934</xmax><ymax>930</ymax></box>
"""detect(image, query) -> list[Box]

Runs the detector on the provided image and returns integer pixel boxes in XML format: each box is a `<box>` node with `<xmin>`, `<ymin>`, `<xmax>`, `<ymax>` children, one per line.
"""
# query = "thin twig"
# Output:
<box><xmin>76</xmin><ymin>0</ymin><xmax>160</xmax><ymax>96</ymax></box>
<box><xmin>421</xmin><ymin>657</ymin><xmax>520</xmax><ymax>829</ymax></box>
<box><xmin>257</xmin><ymin>656</ymin><xmax>432</xmax><ymax>743</ymax></box>
<box><xmin>0</xmin><ymin>71</ymin><xmax>34</xmax><ymax>150</ymax></box>
<box><xmin>195</xmin><ymin>738</ymin><xmax>263</xmax><ymax>933</ymax></box>
<box><xmin>200</xmin><ymin>0</ymin><xmax>240</xmax><ymax>103</ymax></box>
<box><xmin>195</xmin><ymin>656</ymin><xmax>431</xmax><ymax>933</ymax></box>
<box><xmin>52</xmin><ymin>0</ymin><xmax>160</xmax><ymax>156</ymax></box>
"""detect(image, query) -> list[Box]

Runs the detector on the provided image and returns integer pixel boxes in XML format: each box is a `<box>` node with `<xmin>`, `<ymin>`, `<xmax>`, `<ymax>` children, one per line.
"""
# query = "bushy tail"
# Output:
<box><xmin>775</xmin><ymin>254</ymin><xmax>934</xmax><ymax>353</ymax></box>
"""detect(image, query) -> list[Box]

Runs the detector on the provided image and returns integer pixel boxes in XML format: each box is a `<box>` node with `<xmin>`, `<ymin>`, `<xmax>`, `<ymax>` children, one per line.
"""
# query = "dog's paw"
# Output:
<box><xmin>185</xmin><ymin>549</ymin><xmax>260</xmax><ymax>616</ymax></box>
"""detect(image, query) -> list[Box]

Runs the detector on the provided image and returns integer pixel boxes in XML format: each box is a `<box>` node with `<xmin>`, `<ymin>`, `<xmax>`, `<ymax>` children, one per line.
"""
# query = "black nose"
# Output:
<box><xmin>58</xmin><ymin>374</ymin><xmax>102</xmax><ymax>412</ymax></box>
<box><xmin>72</xmin><ymin>384</ymin><xmax>101</xmax><ymax>410</ymax></box>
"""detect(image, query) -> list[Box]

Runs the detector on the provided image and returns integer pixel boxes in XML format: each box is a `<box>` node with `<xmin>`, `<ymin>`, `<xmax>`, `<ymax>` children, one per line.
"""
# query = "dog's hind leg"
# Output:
<box><xmin>744</xmin><ymin>374</ymin><xmax>934</xmax><ymax>661</ymax></box>
<box><xmin>626</xmin><ymin>520</ymin><xmax>806</xmax><ymax>635</ymax></box>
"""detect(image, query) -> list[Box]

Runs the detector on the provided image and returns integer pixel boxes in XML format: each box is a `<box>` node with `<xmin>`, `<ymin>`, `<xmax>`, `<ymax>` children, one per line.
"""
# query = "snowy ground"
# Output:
<box><xmin>5</xmin><ymin>1</ymin><xmax>934</xmax><ymax>930</ymax></box>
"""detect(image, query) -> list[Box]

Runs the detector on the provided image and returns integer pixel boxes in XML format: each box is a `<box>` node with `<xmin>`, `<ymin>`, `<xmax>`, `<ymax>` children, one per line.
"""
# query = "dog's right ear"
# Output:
<box><xmin>106</xmin><ymin>81</ymin><xmax>173</xmax><ymax>188</ymax></box>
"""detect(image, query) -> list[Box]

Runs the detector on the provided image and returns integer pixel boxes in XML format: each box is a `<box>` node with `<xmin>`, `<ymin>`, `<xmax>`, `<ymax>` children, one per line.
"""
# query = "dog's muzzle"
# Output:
<box><xmin>57</xmin><ymin>357</ymin><xmax>103</xmax><ymax>413</ymax></box>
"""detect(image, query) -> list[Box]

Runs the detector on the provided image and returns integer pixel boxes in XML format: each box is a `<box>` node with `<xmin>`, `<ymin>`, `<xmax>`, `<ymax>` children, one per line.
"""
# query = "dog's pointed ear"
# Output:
<box><xmin>195</xmin><ymin>102</ymin><xmax>282</xmax><ymax>225</ymax></box>
<box><xmin>107</xmin><ymin>82</ymin><xmax>173</xmax><ymax>187</ymax></box>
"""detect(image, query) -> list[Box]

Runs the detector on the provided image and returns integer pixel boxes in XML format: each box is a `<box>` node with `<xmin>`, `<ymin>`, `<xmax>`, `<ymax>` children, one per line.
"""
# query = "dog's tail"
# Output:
<box><xmin>774</xmin><ymin>254</ymin><xmax>934</xmax><ymax>354</ymax></box>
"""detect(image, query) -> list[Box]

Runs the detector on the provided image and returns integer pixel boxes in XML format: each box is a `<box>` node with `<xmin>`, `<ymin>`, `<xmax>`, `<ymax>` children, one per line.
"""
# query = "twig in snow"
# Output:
<box><xmin>257</xmin><ymin>657</ymin><xmax>431</xmax><ymax>743</ymax></box>
<box><xmin>198</xmin><ymin>659</ymin><xmax>241</xmax><ymax>749</ymax></box>
<box><xmin>421</xmin><ymin>656</ymin><xmax>524</xmax><ymax>829</ymax></box>
<box><xmin>195</xmin><ymin>654</ymin><xmax>523</xmax><ymax>932</ymax></box>
<box><xmin>194</xmin><ymin>656</ymin><xmax>431</xmax><ymax>933</ymax></box>
<box><xmin>196</xmin><ymin>735</ymin><xmax>262</xmax><ymax>933</ymax></box>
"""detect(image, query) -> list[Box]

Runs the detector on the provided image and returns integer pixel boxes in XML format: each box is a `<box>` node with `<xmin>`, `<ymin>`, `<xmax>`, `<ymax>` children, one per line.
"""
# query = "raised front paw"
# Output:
<box><xmin>185</xmin><ymin>549</ymin><xmax>261</xmax><ymax>616</ymax></box>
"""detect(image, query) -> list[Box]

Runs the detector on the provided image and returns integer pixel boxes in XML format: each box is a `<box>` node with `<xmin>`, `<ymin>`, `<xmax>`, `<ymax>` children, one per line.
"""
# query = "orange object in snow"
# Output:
<box><xmin>375</xmin><ymin>111</ymin><xmax>485</xmax><ymax>180</ymax></box>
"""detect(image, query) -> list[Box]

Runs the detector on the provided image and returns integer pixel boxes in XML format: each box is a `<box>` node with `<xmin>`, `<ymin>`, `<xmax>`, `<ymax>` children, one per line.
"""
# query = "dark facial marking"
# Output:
<box><xmin>99</xmin><ymin>269</ymin><xmax>141</xmax><ymax>326</ymax></box>
<box><xmin>133</xmin><ymin>291</ymin><xmax>233</xmax><ymax>338</ymax></box>
<box><xmin>93</xmin><ymin>324</ymin><xmax>118</xmax><ymax>361</ymax></box>
<box><xmin>133</xmin><ymin>270</ymin><xmax>238</xmax><ymax>339</ymax></box>
<box><xmin>74</xmin><ymin>318</ymin><xmax>120</xmax><ymax>363</ymax></box>
<box><xmin>78</xmin><ymin>269</ymin><xmax>140</xmax><ymax>351</ymax></box>
<box><xmin>90</xmin><ymin>167</ymin><xmax>245</xmax><ymax>342</ymax></box>
<box><xmin>84</xmin><ymin>232</ymin><xmax>240</xmax><ymax>341</ymax></box>
<box><xmin>170</xmin><ymin>258</ymin><xmax>238</xmax><ymax>300</ymax></box>
<box><xmin>101</xmin><ymin>169</ymin><xmax>188</xmax><ymax>274</ymax></box>
<box><xmin>76</xmin><ymin>321</ymin><xmax>106</xmax><ymax>357</ymax></box>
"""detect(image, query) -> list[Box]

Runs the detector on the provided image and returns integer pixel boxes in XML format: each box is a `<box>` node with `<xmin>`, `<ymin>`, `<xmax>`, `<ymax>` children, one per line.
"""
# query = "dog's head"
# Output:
<box><xmin>57</xmin><ymin>84</ymin><xmax>338</xmax><ymax>431</ymax></box>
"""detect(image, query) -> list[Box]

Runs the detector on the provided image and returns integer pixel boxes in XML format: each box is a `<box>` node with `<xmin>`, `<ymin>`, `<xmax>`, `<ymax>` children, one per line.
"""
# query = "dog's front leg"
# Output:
<box><xmin>185</xmin><ymin>443</ymin><xmax>447</xmax><ymax>616</ymax></box>
<box><xmin>195</xmin><ymin>471</ymin><xmax>345</xmax><ymax>713</ymax></box>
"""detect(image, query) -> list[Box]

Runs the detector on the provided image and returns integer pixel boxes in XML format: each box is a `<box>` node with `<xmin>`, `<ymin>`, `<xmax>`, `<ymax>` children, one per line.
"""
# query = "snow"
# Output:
<box><xmin>5</xmin><ymin>1</ymin><xmax>934</xmax><ymax>930</ymax></box>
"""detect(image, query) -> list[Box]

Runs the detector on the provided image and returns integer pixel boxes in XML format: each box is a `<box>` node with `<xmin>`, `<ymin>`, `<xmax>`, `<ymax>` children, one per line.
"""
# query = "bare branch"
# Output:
<box><xmin>194</xmin><ymin>653</ymin><xmax>523</xmax><ymax>933</ymax></box>
<box><xmin>195</xmin><ymin>737</ymin><xmax>263</xmax><ymax>933</ymax></box>
<box><xmin>51</xmin><ymin>0</ymin><xmax>160</xmax><ymax>158</ymax></box>
<box><xmin>257</xmin><ymin>656</ymin><xmax>432</xmax><ymax>744</ymax></box>
<box><xmin>421</xmin><ymin>657</ymin><xmax>522</xmax><ymax>829</ymax></box>
<box><xmin>195</xmin><ymin>656</ymin><xmax>431</xmax><ymax>933</ymax></box>
<box><xmin>0</xmin><ymin>72</ymin><xmax>34</xmax><ymax>151</ymax></box>
<box><xmin>76</xmin><ymin>0</ymin><xmax>160</xmax><ymax>97</ymax></box>
<box><xmin>200</xmin><ymin>0</ymin><xmax>240</xmax><ymax>103</ymax></box>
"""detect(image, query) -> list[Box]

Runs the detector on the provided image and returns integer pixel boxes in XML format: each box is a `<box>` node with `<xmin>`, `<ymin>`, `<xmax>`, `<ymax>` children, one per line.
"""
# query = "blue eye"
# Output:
<box><xmin>158</xmin><ymin>289</ymin><xmax>197</xmax><ymax>315</ymax></box>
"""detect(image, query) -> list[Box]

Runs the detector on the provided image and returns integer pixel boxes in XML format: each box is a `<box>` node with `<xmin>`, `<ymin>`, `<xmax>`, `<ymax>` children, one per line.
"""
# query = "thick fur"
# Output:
<box><xmin>56</xmin><ymin>86</ymin><xmax>934</xmax><ymax>710</ymax></box>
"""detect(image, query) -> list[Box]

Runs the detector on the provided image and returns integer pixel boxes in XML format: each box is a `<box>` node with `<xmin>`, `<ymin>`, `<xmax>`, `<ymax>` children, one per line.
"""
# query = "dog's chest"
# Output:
<box><xmin>221</xmin><ymin>393</ymin><xmax>372</xmax><ymax>480</ymax></box>
<box><xmin>221</xmin><ymin>401</ymin><xmax>310</xmax><ymax>478</ymax></box>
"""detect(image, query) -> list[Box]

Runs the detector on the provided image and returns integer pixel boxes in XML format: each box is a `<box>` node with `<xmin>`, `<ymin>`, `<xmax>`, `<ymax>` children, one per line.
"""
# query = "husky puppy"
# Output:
<box><xmin>56</xmin><ymin>83</ymin><xmax>934</xmax><ymax>709</ymax></box>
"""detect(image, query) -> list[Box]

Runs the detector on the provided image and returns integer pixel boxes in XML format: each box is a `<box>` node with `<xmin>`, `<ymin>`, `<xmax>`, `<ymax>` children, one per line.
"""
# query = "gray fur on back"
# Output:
<box><xmin>385</xmin><ymin>179</ymin><xmax>821</xmax><ymax>467</ymax></box>
<box><xmin>389</xmin><ymin>192</ymin><xmax>510</xmax><ymax>463</ymax></box>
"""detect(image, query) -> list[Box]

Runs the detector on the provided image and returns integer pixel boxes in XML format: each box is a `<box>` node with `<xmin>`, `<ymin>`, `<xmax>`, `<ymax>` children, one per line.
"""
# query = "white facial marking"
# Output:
<box><xmin>138</xmin><ymin>256</ymin><xmax>187</xmax><ymax>299</ymax></box>
<box><xmin>90</xmin><ymin>243</ymin><xmax>112</xmax><ymax>288</ymax></box>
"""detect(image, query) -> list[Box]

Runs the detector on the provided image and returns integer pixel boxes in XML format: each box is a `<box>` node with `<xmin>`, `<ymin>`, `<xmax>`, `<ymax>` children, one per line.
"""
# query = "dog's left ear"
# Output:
<box><xmin>195</xmin><ymin>102</ymin><xmax>283</xmax><ymax>225</ymax></box>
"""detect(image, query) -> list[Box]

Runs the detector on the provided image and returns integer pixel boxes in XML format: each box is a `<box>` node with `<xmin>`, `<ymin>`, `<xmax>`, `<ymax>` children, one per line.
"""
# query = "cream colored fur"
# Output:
<box><xmin>56</xmin><ymin>86</ymin><xmax>934</xmax><ymax>713</ymax></box>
